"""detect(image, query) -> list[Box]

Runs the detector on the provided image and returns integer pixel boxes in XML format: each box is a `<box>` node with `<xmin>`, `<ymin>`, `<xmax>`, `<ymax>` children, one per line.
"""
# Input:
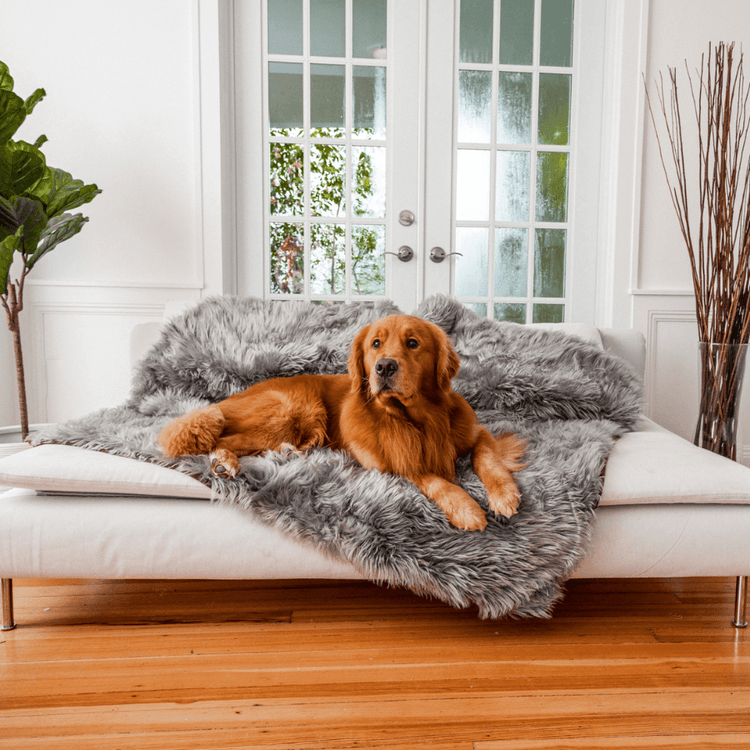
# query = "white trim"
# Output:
<box><xmin>631</xmin><ymin>288</ymin><xmax>695</xmax><ymax>297</ymax></box>
<box><xmin>26</xmin><ymin>280</ymin><xmax>204</xmax><ymax>290</ymax></box>
<box><xmin>595</xmin><ymin>0</ymin><xmax>651</xmax><ymax>328</ymax></box>
<box><xmin>196</xmin><ymin>0</ymin><xmax>238</xmax><ymax>298</ymax></box>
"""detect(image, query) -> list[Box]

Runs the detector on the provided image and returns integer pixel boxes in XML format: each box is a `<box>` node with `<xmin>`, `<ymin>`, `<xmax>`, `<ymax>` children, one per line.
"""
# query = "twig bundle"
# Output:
<box><xmin>645</xmin><ymin>43</ymin><xmax>750</xmax><ymax>458</ymax></box>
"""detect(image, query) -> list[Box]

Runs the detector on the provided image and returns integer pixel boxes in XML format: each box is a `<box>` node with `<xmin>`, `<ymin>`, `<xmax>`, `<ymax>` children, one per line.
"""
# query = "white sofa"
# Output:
<box><xmin>1</xmin><ymin>321</ymin><xmax>749</xmax><ymax>630</ymax></box>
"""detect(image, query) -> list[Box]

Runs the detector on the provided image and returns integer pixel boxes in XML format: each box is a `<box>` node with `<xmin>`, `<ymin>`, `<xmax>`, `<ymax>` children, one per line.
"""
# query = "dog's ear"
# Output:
<box><xmin>348</xmin><ymin>323</ymin><xmax>370</xmax><ymax>394</ymax></box>
<box><xmin>434</xmin><ymin>325</ymin><xmax>460</xmax><ymax>392</ymax></box>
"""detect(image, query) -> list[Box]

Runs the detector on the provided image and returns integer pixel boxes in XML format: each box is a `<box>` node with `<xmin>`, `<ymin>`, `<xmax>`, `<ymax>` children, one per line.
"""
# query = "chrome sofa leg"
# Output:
<box><xmin>1</xmin><ymin>578</ymin><xmax>16</xmax><ymax>631</ymax></box>
<box><xmin>733</xmin><ymin>576</ymin><xmax>748</xmax><ymax>628</ymax></box>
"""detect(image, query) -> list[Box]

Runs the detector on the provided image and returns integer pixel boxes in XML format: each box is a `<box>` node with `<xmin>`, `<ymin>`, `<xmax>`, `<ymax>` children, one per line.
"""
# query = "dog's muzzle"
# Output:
<box><xmin>374</xmin><ymin>358</ymin><xmax>399</xmax><ymax>391</ymax></box>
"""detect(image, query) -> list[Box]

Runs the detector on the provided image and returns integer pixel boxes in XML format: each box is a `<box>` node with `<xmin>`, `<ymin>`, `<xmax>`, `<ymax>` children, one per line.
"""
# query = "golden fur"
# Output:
<box><xmin>158</xmin><ymin>314</ymin><xmax>525</xmax><ymax>531</ymax></box>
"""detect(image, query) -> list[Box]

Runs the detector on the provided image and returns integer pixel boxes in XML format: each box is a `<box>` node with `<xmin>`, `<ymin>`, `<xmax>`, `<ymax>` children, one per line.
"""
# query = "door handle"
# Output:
<box><xmin>430</xmin><ymin>246</ymin><xmax>463</xmax><ymax>263</ymax></box>
<box><xmin>384</xmin><ymin>245</ymin><xmax>414</xmax><ymax>262</ymax></box>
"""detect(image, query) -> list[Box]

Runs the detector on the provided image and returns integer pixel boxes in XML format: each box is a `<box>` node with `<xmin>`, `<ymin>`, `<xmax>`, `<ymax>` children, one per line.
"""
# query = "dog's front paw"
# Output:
<box><xmin>210</xmin><ymin>449</ymin><xmax>240</xmax><ymax>478</ymax></box>
<box><xmin>487</xmin><ymin>481</ymin><xmax>521</xmax><ymax>518</ymax></box>
<box><xmin>448</xmin><ymin>500</ymin><xmax>488</xmax><ymax>532</ymax></box>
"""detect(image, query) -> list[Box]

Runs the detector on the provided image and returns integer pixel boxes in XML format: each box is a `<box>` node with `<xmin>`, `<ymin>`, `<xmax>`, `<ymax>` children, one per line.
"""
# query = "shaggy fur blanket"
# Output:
<box><xmin>34</xmin><ymin>295</ymin><xmax>643</xmax><ymax>619</ymax></box>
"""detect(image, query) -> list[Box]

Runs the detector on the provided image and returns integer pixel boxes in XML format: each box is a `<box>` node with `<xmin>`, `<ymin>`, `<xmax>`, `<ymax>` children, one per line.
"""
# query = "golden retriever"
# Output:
<box><xmin>158</xmin><ymin>314</ymin><xmax>525</xmax><ymax>531</ymax></box>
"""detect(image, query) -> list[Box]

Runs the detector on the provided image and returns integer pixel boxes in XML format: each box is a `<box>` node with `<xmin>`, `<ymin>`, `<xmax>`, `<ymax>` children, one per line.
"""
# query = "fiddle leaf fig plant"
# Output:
<box><xmin>0</xmin><ymin>60</ymin><xmax>102</xmax><ymax>439</ymax></box>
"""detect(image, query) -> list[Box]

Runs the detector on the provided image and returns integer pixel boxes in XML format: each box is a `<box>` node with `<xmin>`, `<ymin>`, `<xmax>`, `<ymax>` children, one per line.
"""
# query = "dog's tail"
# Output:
<box><xmin>158</xmin><ymin>405</ymin><xmax>225</xmax><ymax>457</ymax></box>
<box><xmin>494</xmin><ymin>432</ymin><xmax>527</xmax><ymax>472</ymax></box>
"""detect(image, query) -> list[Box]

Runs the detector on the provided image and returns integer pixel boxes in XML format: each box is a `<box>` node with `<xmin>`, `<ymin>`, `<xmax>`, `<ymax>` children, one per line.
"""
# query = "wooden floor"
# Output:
<box><xmin>0</xmin><ymin>577</ymin><xmax>749</xmax><ymax>749</ymax></box>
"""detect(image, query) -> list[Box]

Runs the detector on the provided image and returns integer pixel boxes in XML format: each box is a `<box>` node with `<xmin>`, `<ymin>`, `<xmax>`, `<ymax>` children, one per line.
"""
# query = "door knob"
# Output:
<box><xmin>430</xmin><ymin>246</ymin><xmax>463</xmax><ymax>263</ymax></box>
<box><xmin>398</xmin><ymin>210</ymin><xmax>415</xmax><ymax>226</ymax></box>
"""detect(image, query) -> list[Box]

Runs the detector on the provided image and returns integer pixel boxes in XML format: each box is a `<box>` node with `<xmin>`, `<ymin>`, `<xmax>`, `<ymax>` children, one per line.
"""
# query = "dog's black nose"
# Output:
<box><xmin>375</xmin><ymin>358</ymin><xmax>399</xmax><ymax>377</ymax></box>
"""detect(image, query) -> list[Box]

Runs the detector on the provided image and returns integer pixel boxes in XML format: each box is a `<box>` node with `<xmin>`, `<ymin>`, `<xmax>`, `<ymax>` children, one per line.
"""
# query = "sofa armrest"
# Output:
<box><xmin>599</xmin><ymin>328</ymin><xmax>646</xmax><ymax>383</ymax></box>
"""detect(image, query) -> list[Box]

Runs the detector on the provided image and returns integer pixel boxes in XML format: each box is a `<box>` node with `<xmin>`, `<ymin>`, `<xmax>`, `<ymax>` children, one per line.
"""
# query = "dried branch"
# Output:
<box><xmin>645</xmin><ymin>43</ymin><xmax>750</xmax><ymax>458</ymax></box>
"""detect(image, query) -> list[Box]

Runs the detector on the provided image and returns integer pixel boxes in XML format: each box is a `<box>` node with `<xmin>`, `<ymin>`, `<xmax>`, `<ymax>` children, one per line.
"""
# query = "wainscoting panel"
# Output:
<box><xmin>635</xmin><ymin>293</ymin><xmax>750</xmax><ymax>467</ymax></box>
<box><xmin>32</xmin><ymin>303</ymin><xmax>165</xmax><ymax>425</ymax></box>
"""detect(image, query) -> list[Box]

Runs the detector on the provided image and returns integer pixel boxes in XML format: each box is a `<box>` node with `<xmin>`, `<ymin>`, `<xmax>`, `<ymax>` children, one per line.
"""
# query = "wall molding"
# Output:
<box><xmin>631</xmin><ymin>288</ymin><xmax>694</xmax><ymax>297</ymax></box>
<box><xmin>30</xmin><ymin>302</ymin><xmax>165</xmax><ymax>423</ymax></box>
<box><xmin>27</xmin><ymin>280</ymin><xmax>204</xmax><ymax>290</ymax></box>
<box><xmin>645</xmin><ymin>308</ymin><xmax>696</xmax><ymax>420</ymax></box>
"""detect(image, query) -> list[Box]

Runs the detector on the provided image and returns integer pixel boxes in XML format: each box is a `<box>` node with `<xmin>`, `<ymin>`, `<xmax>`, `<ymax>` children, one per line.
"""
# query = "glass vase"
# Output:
<box><xmin>694</xmin><ymin>342</ymin><xmax>748</xmax><ymax>461</ymax></box>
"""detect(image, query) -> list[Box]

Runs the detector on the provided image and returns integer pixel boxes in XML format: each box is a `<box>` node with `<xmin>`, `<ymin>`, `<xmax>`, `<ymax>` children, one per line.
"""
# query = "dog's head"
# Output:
<box><xmin>347</xmin><ymin>315</ymin><xmax>460</xmax><ymax>405</ymax></box>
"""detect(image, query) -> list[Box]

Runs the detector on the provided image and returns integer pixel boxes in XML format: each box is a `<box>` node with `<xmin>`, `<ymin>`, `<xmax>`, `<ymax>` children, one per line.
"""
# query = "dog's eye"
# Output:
<box><xmin>407</xmin><ymin>338</ymin><xmax>419</xmax><ymax>349</ymax></box>
<box><xmin>372</xmin><ymin>339</ymin><xmax>381</xmax><ymax>349</ymax></box>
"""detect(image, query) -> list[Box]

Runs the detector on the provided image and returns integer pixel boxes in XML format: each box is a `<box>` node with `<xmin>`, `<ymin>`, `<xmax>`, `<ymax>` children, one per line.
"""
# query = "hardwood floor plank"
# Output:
<box><xmin>476</xmin><ymin>735</ymin><xmax>750</xmax><ymax>749</ymax></box>
<box><xmin>2</xmin><ymin>692</ymin><xmax>750</xmax><ymax>745</ymax></box>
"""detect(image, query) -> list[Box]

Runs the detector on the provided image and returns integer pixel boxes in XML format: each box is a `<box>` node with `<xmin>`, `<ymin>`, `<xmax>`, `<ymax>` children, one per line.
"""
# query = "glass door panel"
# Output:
<box><xmin>453</xmin><ymin>0</ymin><xmax>574</xmax><ymax>324</ymax></box>
<box><xmin>262</xmin><ymin>0</ymin><xmax>415</xmax><ymax>306</ymax></box>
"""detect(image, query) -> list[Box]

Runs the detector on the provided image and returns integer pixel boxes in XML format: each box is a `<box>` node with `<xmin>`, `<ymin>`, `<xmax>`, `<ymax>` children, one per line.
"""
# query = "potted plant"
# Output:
<box><xmin>0</xmin><ymin>60</ymin><xmax>101</xmax><ymax>453</ymax></box>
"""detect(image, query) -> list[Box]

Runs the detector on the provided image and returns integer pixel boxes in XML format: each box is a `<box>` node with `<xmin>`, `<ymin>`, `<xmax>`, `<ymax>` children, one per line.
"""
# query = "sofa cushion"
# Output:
<box><xmin>599</xmin><ymin>418</ymin><xmax>750</xmax><ymax>506</ymax></box>
<box><xmin>0</xmin><ymin>443</ymin><xmax>211</xmax><ymax>499</ymax></box>
<box><xmin>3</xmin><ymin>419</ymin><xmax>750</xmax><ymax>510</ymax></box>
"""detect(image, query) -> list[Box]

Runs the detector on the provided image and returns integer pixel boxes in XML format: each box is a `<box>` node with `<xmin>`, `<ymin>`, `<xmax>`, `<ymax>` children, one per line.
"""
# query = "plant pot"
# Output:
<box><xmin>0</xmin><ymin>424</ymin><xmax>56</xmax><ymax>459</ymax></box>
<box><xmin>694</xmin><ymin>343</ymin><xmax>748</xmax><ymax>461</ymax></box>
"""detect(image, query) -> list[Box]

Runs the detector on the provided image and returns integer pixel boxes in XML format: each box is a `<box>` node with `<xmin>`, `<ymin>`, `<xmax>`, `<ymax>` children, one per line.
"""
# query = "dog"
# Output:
<box><xmin>157</xmin><ymin>314</ymin><xmax>525</xmax><ymax>531</ymax></box>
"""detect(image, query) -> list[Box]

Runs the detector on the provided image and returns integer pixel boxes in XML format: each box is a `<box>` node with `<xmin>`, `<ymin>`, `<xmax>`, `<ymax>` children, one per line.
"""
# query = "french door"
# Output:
<box><xmin>234</xmin><ymin>0</ymin><xmax>605</xmax><ymax>321</ymax></box>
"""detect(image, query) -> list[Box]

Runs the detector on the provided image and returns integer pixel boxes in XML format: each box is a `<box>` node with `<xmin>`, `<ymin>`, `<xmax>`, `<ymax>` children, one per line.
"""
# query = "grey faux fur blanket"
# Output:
<box><xmin>34</xmin><ymin>295</ymin><xmax>643</xmax><ymax>618</ymax></box>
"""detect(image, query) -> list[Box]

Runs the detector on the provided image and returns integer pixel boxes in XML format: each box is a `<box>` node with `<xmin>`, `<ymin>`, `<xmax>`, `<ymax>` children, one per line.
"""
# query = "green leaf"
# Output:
<box><xmin>30</xmin><ymin>167</ymin><xmax>101</xmax><ymax>216</ymax></box>
<box><xmin>0</xmin><ymin>195</ymin><xmax>15</xmax><ymax>237</ymax></box>
<box><xmin>0</xmin><ymin>61</ymin><xmax>14</xmax><ymax>92</ymax></box>
<box><xmin>0</xmin><ymin>195</ymin><xmax>47</xmax><ymax>256</ymax></box>
<box><xmin>0</xmin><ymin>140</ymin><xmax>46</xmax><ymax>197</ymax></box>
<box><xmin>26</xmin><ymin>212</ymin><xmax>88</xmax><ymax>269</ymax></box>
<box><xmin>0</xmin><ymin>90</ymin><xmax>27</xmax><ymax>144</ymax></box>
<box><xmin>0</xmin><ymin>229</ymin><xmax>21</xmax><ymax>294</ymax></box>
<box><xmin>24</xmin><ymin>88</ymin><xmax>45</xmax><ymax>116</ymax></box>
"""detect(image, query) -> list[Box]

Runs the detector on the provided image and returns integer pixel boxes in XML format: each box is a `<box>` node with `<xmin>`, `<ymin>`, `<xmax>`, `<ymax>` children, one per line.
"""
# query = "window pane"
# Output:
<box><xmin>270</xmin><ymin>142</ymin><xmax>304</xmax><ymax>216</ymax></box>
<box><xmin>268</xmin><ymin>0</ymin><xmax>303</xmax><ymax>55</ymax></box>
<box><xmin>533</xmin><ymin>303</ymin><xmax>564</xmax><ymax>323</ymax></box>
<box><xmin>535</xmin><ymin>151</ymin><xmax>568</xmax><ymax>222</ymax></box>
<box><xmin>352</xmin><ymin>146</ymin><xmax>386</xmax><ymax>218</ymax></box>
<box><xmin>353</xmin><ymin>0</ymin><xmax>386</xmax><ymax>59</ymax></box>
<box><xmin>310</xmin><ymin>144</ymin><xmax>346</xmax><ymax>217</ymax></box>
<box><xmin>540</xmin><ymin>0</ymin><xmax>574</xmax><ymax>67</ymax></box>
<box><xmin>455</xmin><ymin>228</ymin><xmax>489</xmax><ymax>297</ymax></box>
<box><xmin>458</xmin><ymin>70</ymin><xmax>493</xmax><ymax>143</ymax></box>
<box><xmin>494</xmin><ymin>303</ymin><xmax>526</xmax><ymax>323</ymax></box>
<box><xmin>534</xmin><ymin>228</ymin><xmax>566</xmax><ymax>297</ymax></box>
<box><xmin>310</xmin><ymin>223</ymin><xmax>346</xmax><ymax>294</ymax></box>
<box><xmin>311</xmin><ymin>64</ymin><xmax>345</xmax><ymax>134</ymax></box>
<box><xmin>538</xmin><ymin>73</ymin><xmax>571</xmax><ymax>146</ymax></box>
<box><xmin>464</xmin><ymin>302</ymin><xmax>488</xmax><ymax>317</ymax></box>
<box><xmin>268</xmin><ymin>63</ymin><xmax>304</xmax><ymax>133</ymax></box>
<box><xmin>310</xmin><ymin>0</ymin><xmax>346</xmax><ymax>58</ymax></box>
<box><xmin>352</xmin><ymin>225</ymin><xmax>385</xmax><ymax>294</ymax></box>
<box><xmin>353</xmin><ymin>66</ymin><xmax>386</xmax><ymax>139</ymax></box>
<box><xmin>495</xmin><ymin>228</ymin><xmax>527</xmax><ymax>297</ymax></box>
<box><xmin>499</xmin><ymin>0</ymin><xmax>535</xmax><ymax>65</ymax></box>
<box><xmin>456</xmin><ymin>150</ymin><xmax>491</xmax><ymax>221</ymax></box>
<box><xmin>270</xmin><ymin>223</ymin><xmax>305</xmax><ymax>294</ymax></box>
<box><xmin>497</xmin><ymin>72</ymin><xmax>532</xmax><ymax>144</ymax></box>
<box><xmin>459</xmin><ymin>0</ymin><xmax>493</xmax><ymax>64</ymax></box>
<box><xmin>496</xmin><ymin>150</ymin><xmax>530</xmax><ymax>221</ymax></box>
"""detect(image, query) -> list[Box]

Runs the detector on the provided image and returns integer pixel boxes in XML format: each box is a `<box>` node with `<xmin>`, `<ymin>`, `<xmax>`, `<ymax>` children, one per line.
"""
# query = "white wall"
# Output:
<box><xmin>634</xmin><ymin>0</ymin><xmax>750</xmax><ymax>456</ymax></box>
<box><xmin>0</xmin><ymin>0</ymin><xmax>205</xmax><ymax>427</ymax></box>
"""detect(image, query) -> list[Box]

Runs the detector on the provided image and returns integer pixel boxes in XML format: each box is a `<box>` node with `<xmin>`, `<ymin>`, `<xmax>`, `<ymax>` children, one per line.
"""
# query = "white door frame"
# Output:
<box><xmin>198</xmin><ymin>0</ymin><xmax>650</xmax><ymax>326</ymax></box>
